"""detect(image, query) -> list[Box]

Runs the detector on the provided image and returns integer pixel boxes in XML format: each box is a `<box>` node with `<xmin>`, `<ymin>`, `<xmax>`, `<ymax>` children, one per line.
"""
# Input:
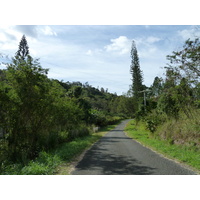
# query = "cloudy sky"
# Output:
<box><xmin>0</xmin><ymin>25</ymin><xmax>200</xmax><ymax>95</ymax></box>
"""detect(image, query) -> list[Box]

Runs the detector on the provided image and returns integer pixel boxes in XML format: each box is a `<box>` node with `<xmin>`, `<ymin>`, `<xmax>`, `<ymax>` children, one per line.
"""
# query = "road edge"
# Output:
<box><xmin>124</xmin><ymin>125</ymin><xmax>199</xmax><ymax>175</ymax></box>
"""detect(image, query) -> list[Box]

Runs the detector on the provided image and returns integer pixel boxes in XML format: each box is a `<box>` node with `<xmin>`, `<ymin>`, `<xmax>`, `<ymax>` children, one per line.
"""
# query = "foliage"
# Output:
<box><xmin>155</xmin><ymin>38</ymin><xmax>199</xmax><ymax>120</ymax></box>
<box><xmin>0</xmin><ymin>36</ymin><xmax>89</xmax><ymax>164</ymax></box>
<box><xmin>136</xmin><ymin>37</ymin><xmax>200</xmax><ymax>149</ymax></box>
<box><xmin>130</xmin><ymin>40</ymin><xmax>144</xmax><ymax>107</ymax></box>
<box><xmin>158</xmin><ymin>78</ymin><xmax>194</xmax><ymax>119</ymax></box>
<box><xmin>126</xmin><ymin>37</ymin><xmax>200</xmax><ymax>152</ymax></box>
<box><xmin>149</xmin><ymin>76</ymin><xmax>163</xmax><ymax>98</ymax></box>
<box><xmin>166</xmin><ymin>38</ymin><xmax>200</xmax><ymax>80</ymax></box>
<box><xmin>57</xmin><ymin>80</ymin><xmax>132</xmax><ymax>120</ymax></box>
<box><xmin>1</xmin><ymin>123</ymin><xmax>117</xmax><ymax>175</ymax></box>
<box><xmin>144</xmin><ymin>110</ymin><xmax>167</xmax><ymax>133</ymax></box>
<box><xmin>156</xmin><ymin>109</ymin><xmax>200</xmax><ymax>145</ymax></box>
<box><xmin>16</xmin><ymin>35</ymin><xmax>29</xmax><ymax>60</ymax></box>
<box><xmin>0</xmin><ymin>35</ymin><xmax>129</xmax><ymax>173</ymax></box>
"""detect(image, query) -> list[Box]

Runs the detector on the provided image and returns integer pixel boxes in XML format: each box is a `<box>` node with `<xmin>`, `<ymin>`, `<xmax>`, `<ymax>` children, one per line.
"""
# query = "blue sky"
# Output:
<box><xmin>0</xmin><ymin>25</ymin><xmax>200</xmax><ymax>95</ymax></box>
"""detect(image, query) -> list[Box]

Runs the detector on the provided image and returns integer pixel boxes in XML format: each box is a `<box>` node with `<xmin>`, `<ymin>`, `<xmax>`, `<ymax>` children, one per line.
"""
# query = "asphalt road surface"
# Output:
<box><xmin>71</xmin><ymin>119</ymin><xmax>196</xmax><ymax>175</ymax></box>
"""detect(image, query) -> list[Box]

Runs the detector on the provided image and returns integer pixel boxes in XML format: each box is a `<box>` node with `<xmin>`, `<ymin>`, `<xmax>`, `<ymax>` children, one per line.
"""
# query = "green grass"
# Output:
<box><xmin>55</xmin><ymin>124</ymin><xmax>117</xmax><ymax>175</ymax></box>
<box><xmin>125</xmin><ymin>120</ymin><xmax>200</xmax><ymax>173</ymax></box>
<box><xmin>1</xmin><ymin>124</ymin><xmax>117</xmax><ymax>175</ymax></box>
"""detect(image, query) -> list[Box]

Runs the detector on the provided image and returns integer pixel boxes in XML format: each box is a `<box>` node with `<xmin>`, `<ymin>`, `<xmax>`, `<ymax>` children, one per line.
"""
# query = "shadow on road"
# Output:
<box><xmin>72</xmin><ymin>119</ymin><xmax>196</xmax><ymax>175</ymax></box>
<box><xmin>101</xmin><ymin>136</ymin><xmax>133</xmax><ymax>140</ymax></box>
<box><xmin>73</xmin><ymin>142</ymin><xmax>156</xmax><ymax>175</ymax></box>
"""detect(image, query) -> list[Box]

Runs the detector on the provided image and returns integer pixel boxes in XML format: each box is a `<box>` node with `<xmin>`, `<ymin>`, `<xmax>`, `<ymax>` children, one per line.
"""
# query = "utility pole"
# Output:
<box><xmin>138</xmin><ymin>89</ymin><xmax>151</xmax><ymax>110</ymax></box>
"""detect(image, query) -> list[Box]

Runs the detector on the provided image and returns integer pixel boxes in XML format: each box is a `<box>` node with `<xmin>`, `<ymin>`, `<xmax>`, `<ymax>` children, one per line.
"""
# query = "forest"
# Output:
<box><xmin>0</xmin><ymin>35</ymin><xmax>199</xmax><ymax>174</ymax></box>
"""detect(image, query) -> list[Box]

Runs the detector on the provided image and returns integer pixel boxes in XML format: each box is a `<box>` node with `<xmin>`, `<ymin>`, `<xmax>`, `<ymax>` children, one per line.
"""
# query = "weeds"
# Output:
<box><xmin>125</xmin><ymin>120</ymin><xmax>200</xmax><ymax>172</ymax></box>
<box><xmin>0</xmin><ymin>123</ymin><xmax>117</xmax><ymax>175</ymax></box>
<box><xmin>156</xmin><ymin>109</ymin><xmax>200</xmax><ymax>147</ymax></box>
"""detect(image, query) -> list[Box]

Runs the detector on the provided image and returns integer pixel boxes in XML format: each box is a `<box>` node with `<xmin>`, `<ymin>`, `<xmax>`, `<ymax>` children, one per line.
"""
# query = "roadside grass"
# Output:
<box><xmin>125</xmin><ymin>120</ymin><xmax>200</xmax><ymax>173</ymax></box>
<box><xmin>55</xmin><ymin>124</ymin><xmax>117</xmax><ymax>175</ymax></box>
<box><xmin>1</xmin><ymin>124</ymin><xmax>117</xmax><ymax>175</ymax></box>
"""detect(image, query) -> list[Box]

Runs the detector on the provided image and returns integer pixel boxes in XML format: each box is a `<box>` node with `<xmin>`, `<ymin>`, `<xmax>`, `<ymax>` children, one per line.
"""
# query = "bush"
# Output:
<box><xmin>21</xmin><ymin>151</ymin><xmax>61</xmax><ymax>175</ymax></box>
<box><xmin>144</xmin><ymin>110</ymin><xmax>167</xmax><ymax>133</ymax></box>
<box><xmin>106</xmin><ymin>116</ymin><xmax>122</xmax><ymax>125</ymax></box>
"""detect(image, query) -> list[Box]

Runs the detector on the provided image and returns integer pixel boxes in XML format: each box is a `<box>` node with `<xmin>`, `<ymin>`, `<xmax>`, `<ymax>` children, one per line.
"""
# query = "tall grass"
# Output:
<box><xmin>156</xmin><ymin>109</ymin><xmax>200</xmax><ymax>148</ymax></box>
<box><xmin>125</xmin><ymin>120</ymin><xmax>200</xmax><ymax>172</ymax></box>
<box><xmin>0</xmin><ymin>124</ymin><xmax>117</xmax><ymax>175</ymax></box>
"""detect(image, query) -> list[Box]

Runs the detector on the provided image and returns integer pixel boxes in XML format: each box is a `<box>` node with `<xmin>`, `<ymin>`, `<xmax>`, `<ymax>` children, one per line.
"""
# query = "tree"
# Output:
<box><xmin>16</xmin><ymin>35</ymin><xmax>29</xmax><ymax>60</ymax></box>
<box><xmin>130</xmin><ymin>40</ymin><xmax>143</xmax><ymax>107</ymax></box>
<box><xmin>3</xmin><ymin>55</ymin><xmax>52</xmax><ymax>161</ymax></box>
<box><xmin>0</xmin><ymin>35</ymin><xmax>84</xmax><ymax>162</ymax></box>
<box><xmin>157</xmin><ymin>38</ymin><xmax>200</xmax><ymax>120</ymax></box>
<box><xmin>150</xmin><ymin>76</ymin><xmax>163</xmax><ymax>98</ymax></box>
<box><xmin>166</xmin><ymin>38</ymin><xmax>200</xmax><ymax>83</ymax></box>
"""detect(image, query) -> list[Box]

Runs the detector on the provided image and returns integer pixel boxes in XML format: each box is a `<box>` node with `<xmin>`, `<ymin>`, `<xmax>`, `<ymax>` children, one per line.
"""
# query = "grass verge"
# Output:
<box><xmin>1</xmin><ymin>124</ymin><xmax>117</xmax><ymax>175</ymax></box>
<box><xmin>125</xmin><ymin>119</ymin><xmax>200</xmax><ymax>174</ymax></box>
<box><xmin>55</xmin><ymin>124</ymin><xmax>117</xmax><ymax>175</ymax></box>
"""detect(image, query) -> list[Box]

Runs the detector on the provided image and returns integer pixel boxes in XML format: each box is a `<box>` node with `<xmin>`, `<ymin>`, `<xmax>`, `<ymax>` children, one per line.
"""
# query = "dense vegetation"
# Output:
<box><xmin>133</xmin><ymin>38</ymin><xmax>200</xmax><ymax>152</ymax></box>
<box><xmin>0</xmin><ymin>35</ymin><xmax>134</xmax><ymax>174</ymax></box>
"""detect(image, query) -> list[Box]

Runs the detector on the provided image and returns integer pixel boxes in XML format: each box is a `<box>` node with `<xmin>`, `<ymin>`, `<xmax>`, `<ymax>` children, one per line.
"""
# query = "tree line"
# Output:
<box><xmin>0</xmin><ymin>35</ymin><xmax>134</xmax><ymax>169</ymax></box>
<box><xmin>130</xmin><ymin>37</ymin><xmax>200</xmax><ymax>147</ymax></box>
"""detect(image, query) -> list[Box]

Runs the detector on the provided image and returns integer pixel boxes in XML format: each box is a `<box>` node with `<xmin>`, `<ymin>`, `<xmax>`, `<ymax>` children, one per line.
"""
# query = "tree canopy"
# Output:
<box><xmin>16</xmin><ymin>35</ymin><xmax>29</xmax><ymax>60</ymax></box>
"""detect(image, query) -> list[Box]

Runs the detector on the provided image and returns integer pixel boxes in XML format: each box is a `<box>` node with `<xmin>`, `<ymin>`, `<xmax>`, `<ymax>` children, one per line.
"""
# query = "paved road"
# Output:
<box><xmin>71</xmin><ymin>119</ymin><xmax>196</xmax><ymax>175</ymax></box>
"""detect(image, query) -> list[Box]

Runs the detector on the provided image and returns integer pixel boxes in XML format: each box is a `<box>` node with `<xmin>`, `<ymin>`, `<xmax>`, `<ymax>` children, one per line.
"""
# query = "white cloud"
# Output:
<box><xmin>1</xmin><ymin>26</ymin><xmax>57</xmax><ymax>41</ymax></box>
<box><xmin>0</xmin><ymin>33</ymin><xmax>7</xmax><ymax>42</ymax></box>
<box><xmin>85</xmin><ymin>48</ymin><xmax>104</xmax><ymax>57</ymax></box>
<box><xmin>135</xmin><ymin>36</ymin><xmax>161</xmax><ymax>46</ymax></box>
<box><xmin>104</xmin><ymin>36</ymin><xmax>131</xmax><ymax>55</ymax></box>
<box><xmin>0</xmin><ymin>26</ymin><xmax>22</xmax><ymax>54</ymax></box>
<box><xmin>86</xmin><ymin>49</ymin><xmax>92</xmax><ymax>55</ymax></box>
<box><xmin>178</xmin><ymin>26</ymin><xmax>200</xmax><ymax>40</ymax></box>
<box><xmin>146</xmin><ymin>36</ymin><xmax>161</xmax><ymax>44</ymax></box>
<box><xmin>40</xmin><ymin>26</ymin><xmax>57</xmax><ymax>36</ymax></box>
<box><xmin>0</xmin><ymin>25</ymin><xmax>20</xmax><ymax>42</ymax></box>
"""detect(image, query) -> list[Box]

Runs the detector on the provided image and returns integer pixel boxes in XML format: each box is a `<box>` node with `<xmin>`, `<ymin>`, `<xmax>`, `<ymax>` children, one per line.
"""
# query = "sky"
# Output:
<box><xmin>0</xmin><ymin>25</ymin><xmax>200</xmax><ymax>95</ymax></box>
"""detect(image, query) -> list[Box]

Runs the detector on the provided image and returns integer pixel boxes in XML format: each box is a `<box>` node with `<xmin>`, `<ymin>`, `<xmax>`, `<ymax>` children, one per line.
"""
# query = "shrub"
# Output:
<box><xmin>144</xmin><ymin>110</ymin><xmax>167</xmax><ymax>133</ymax></box>
<box><xmin>20</xmin><ymin>151</ymin><xmax>61</xmax><ymax>175</ymax></box>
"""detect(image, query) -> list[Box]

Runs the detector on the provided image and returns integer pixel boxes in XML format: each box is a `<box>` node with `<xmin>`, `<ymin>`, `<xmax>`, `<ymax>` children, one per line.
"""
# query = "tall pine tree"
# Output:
<box><xmin>16</xmin><ymin>35</ymin><xmax>29</xmax><ymax>60</ymax></box>
<box><xmin>130</xmin><ymin>40</ymin><xmax>143</xmax><ymax>103</ymax></box>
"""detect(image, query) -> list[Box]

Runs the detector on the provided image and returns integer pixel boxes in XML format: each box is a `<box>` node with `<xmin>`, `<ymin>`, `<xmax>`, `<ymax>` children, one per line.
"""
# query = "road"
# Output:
<box><xmin>71</xmin><ymin>119</ymin><xmax>196</xmax><ymax>175</ymax></box>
